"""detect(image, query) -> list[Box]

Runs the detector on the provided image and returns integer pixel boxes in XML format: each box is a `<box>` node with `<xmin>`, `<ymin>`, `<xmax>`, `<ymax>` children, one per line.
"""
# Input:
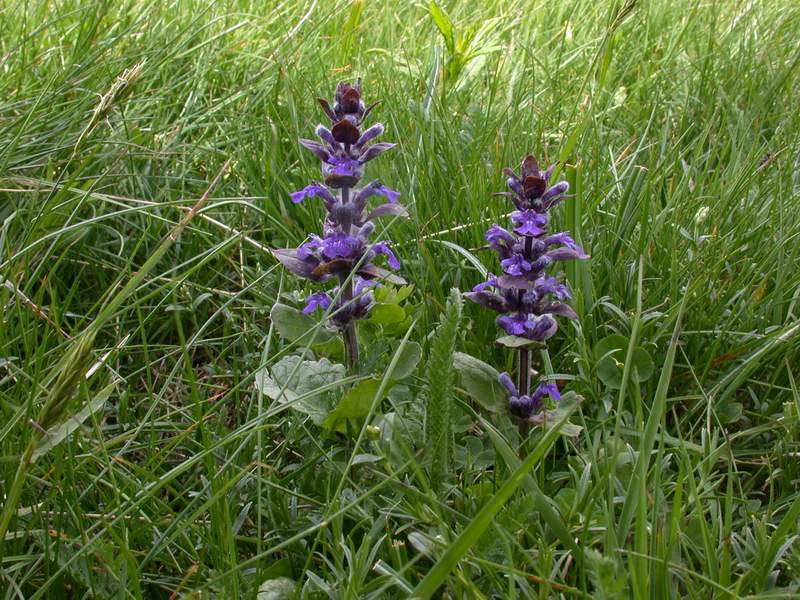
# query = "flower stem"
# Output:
<box><xmin>339</xmin><ymin>185</ymin><xmax>359</xmax><ymax>371</ymax></box>
<box><xmin>341</xmin><ymin>276</ymin><xmax>359</xmax><ymax>370</ymax></box>
<box><xmin>517</xmin><ymin>234</ymin><xmax>535</xmax><ymax>453</ymax></box>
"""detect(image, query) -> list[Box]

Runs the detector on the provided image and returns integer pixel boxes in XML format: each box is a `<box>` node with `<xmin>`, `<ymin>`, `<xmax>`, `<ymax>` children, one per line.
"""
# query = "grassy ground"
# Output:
<box><xmin>2</xmin><ymin>0</ymin><xmax>800</xmax><ymax>597</ymax></box>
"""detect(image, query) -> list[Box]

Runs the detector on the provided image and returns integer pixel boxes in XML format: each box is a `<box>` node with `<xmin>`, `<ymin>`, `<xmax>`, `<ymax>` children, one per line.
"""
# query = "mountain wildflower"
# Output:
<box><xmin>275</xmin><ymin>80</ymin><xmax>407</xmax><ymax>369</ymax></box>
<box><xmin>465</xmin><ymin>155</ymin><xmax>587</xmax><ymax>430</ymax></box>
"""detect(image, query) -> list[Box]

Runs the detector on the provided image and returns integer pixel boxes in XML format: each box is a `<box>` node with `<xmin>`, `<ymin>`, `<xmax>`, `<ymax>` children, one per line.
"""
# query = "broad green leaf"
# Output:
<box><xmin>495</xmin><ymin>335</ymin><xmax>545</xmax><ymax>349</ymax></box>
<box><xmin>594</xmin><ymin>334</ymin><xmax>653</xmax><ymax>388</ymax></box>
<box><xmin>389</xmin><ymin>340</ymin><xmax>422</xmax><ymax>379</ymax></box>
<box><xmin>255</xmin><ymin>355</ymin><xmax>346</xmax><ymax>425</ymax></box>
<box><xmin>370</xmin><ymin>303</ymin><xmax>406</xmax><ymax>325</ymax></box>
<box><xmin>270</xmin><ymin>302</ymin><xmax>335</xmax><ymax>344</ymax></box>
<box><xmin>453</xmin><ymin>352</ymin><xmax>505</xmax><ymax>412</ymax></box>
<box><xmin>323</xmin><ymin>378</ymin><xmax>392</xmax><ymax>433</ymax></box>
<box><xmin>257</xmin><ymin>577</ymin><xmax>296</xmax><ymax>600</ymax></box>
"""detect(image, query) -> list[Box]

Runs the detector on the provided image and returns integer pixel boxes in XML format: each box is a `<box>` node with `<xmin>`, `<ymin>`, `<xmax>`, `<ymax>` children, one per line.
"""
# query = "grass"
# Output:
<box><xmin>1</xmin><ymin>0</ymin><xmax>800</xmax><ymax>597</ymax></box>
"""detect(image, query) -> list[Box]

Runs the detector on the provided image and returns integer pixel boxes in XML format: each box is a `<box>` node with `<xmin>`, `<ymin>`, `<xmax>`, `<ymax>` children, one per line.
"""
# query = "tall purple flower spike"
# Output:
<box><xmin>465</xmin><ymin>154</ymin><xmax>588</xmax><ymax>422</ymax></box>
<box><xmin>274</xmin><ymin>80</ymin><xmax>408</xmax><ymax>368</ymax></box>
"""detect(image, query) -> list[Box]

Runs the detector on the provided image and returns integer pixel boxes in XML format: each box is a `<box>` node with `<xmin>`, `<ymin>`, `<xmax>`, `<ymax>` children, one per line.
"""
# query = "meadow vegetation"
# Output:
<box><xmin>1</xmin><ymin>0</ymin><xmax>800</xmax><ymax>597</ymax></box>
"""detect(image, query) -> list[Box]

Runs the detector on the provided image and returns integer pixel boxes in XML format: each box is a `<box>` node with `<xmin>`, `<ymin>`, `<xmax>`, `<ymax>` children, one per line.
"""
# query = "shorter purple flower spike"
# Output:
<box><xmin>303</xmin><ymin>293</ymin><xmax>332</xmax><ymax>314</ymax></box>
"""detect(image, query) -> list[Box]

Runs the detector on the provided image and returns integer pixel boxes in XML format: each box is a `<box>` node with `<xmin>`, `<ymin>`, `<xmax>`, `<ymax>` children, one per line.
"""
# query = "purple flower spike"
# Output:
<box><xmin>303</xmin><ymin>293</ymin><xmax>332</xmax><ymax>314</ymax></box>
<box><xmin>464</xmin><ymin>153</ymin><xmax>587</xmax><ymax>423</ymax></box>
<box><xmin>278</xmin><ymin>80</ymin><xmax>407</xmax><ymax>346</ymax></box>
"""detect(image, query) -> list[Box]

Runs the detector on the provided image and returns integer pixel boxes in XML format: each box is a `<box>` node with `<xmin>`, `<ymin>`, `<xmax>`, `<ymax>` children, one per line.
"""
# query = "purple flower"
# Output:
<box><xmin>534</xmin><ymin>276</ymin><xmax>570</xmax><ymax>300</ymax></box>
<box><xmin>296</xmin><ymin>235</ymin><xmax>324</xmax><ymax>260</ymax></box>
<box><xmin>303</xmin><ymin>293</ymin><xmax>332</xmax><ymax>314</ymax></box>
<box><xmin>533</xmin><ymin>382</ymin><xmax>560</xmax><ymax>403</ymax></box>
<box><xmin>486</xmin><ymin>225</ymin><xmax>515</xmax><ymax>249</ymax></box>
<box><xmin>291</xmin><ymin>183</ymin><xmax>336</xmax><ymax>206</ymax></box>
<box><xmin>500</xmin><ymin>254</ymin><xmax>532</xmax><ymax>276</ymax></box>
<box><xmin>321</xmin><ymin>233</ymin><xmax>364</xmax><ymax>261</ymax></box>
<box><xmin>498</xmin><ymin>372</ymin><xmax>561</xmax><ymax>420</ymax></box>
<box><xmin>496</xmin><ymin>313</ymin><xmax>557</xmax><ymax>340</ymax></box>
<box><xmin>511</xmin><ymin>210</ymin><xmax>548</xmax><ymax>236</ymax></box>
<box><xmin>370</xmin><ymin>241</ymin><xmax>400</xmax><ymax>269</ymax></box>
<box><xmin>472</xmin><ymin>274</ymin><xmax>498</xmax><ymax>292</ymax></box>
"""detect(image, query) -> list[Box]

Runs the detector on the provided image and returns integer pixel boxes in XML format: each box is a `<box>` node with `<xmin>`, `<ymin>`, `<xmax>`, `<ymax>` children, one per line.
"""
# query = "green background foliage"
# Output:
<box><xmin>1</xmin><ymin>0</ymin><xmax>799</xmax><ymax>596</ymax></box>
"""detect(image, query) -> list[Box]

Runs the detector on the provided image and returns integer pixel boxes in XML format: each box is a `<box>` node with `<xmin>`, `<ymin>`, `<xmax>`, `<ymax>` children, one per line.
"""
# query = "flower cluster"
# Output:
<box><xmin>500</xmin><ymin>373</ymin><xmax>561</xmax><ymax>421</ymax></box>
<box><xmin>465</xmin><ymin>155</ymin><xmax>588</xmax><ymax>420</ymax></box>
<box><xmin>275</xmin><ymin>81</ymin><xmax>407</xmax><ymax>334</ymax></box>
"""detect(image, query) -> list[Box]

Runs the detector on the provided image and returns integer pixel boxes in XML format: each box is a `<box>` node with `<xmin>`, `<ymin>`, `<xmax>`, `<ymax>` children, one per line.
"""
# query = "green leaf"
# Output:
<box><xmin>429</xmin><ymin>1</ymin><xmax>455</xmax><ymax>54</ymax></box>
<box><xmin>370</xmin><ymin>303</ymin><xmax>406</xmax><ymax>325</ymax></box>
<box><xmin>324</xmin><ymin>378</ymin><xmax>392</xmax><ymax>434</ymax></box>
<box><xmin>390</xmin><ymin>341</ymin><xmax>422</xmax><ymax>380</ymax></box>
<box><xmin>255</xmin><ymin>356</ymin><xmax>347</xmax><ymax>425</ymax></box>
<box><xmin>270</xmin><ymin>302</ymin><xmax>335</xmax><ymax>344</ymax></box>
<box><xmin>452</xmin><ymin>352</ymin><xmax>505</xmax><ymax>412</ymax></box>
<box><xmin>594</xmin><ymin>334</ymin><xmax>653</xmax><ymax>388</ymax></box>
<box><xmin>257</xmin><ymin>577</ymin><xmax>296</xmax><ymax>600</ymax></box>
<box><xmin>495</xmin><ymin>335</ymin><xmax>545</xmax><ymax>349</ymax></box>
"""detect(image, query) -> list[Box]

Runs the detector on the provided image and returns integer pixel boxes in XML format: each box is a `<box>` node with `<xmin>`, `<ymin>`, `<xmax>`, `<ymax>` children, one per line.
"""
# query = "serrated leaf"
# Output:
<box><xmin>452</xmin><ymin>352</ymin><xmax>505</xmax><ymax>412</ymax></box>
<box><xmin>270</xmin><ymin>302</ymin><xmax>335</xmax><ymax>344</ymax></box>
